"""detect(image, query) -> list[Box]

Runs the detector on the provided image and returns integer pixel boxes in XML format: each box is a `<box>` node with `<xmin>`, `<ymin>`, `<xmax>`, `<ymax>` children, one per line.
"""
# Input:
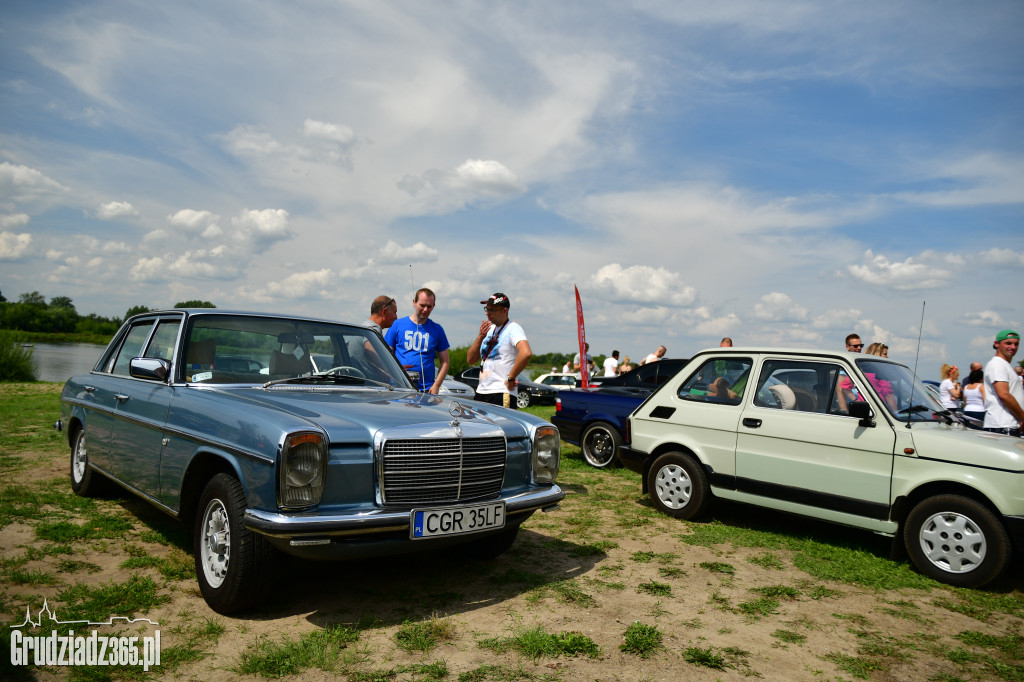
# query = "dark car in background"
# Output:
<box><xmin>457</xmin><ymin>367</ymin><xmax>558</xmax><ymax>408</ymax></box>
<box><xmin>586</xmin><ymin>358</ymin><xmax>689</xmax><ymax>394</ymax></box>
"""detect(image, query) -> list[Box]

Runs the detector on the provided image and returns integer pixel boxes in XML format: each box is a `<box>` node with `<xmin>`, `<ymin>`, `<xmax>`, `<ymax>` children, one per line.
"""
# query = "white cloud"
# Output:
<box><xmin>0</xmin><ymin>232</ymin><xmax>32</xmax><ymax>260</ymax></box>
<box><xmin>0</xmin><ymin>214</ymin><xmax>30</xmax><ymax>229</ymax></box>
<box><xmin>588</xmin><ymin>263</ymin><xmax>696</xmax><ymax>306</ymax></box>
<box><xmin>975</xmin><ymin>248</ymin><xmax>1024</xmax><ymax>268</ymax></box>
<box><xmin>0</xmin><ymin>162</ymin><xmax>67</xmax><ymax>206</ymax></box>
<box><xmin>963</xmin><ymin>310</ymin><xmax>1004</xmax><ymax>327</ymax></box>
<box><xmin>751</xmin><ymin>292</ymin><xmax>809</xmax><ymax>322</ymax></box>
<box><xmin>168</xmin><ymin>209</ymin><xmax>223</xmax><ymax>238</ymax></box>
<box><xmin>96</xmin><ymin>201</ymin><xmax>138</xmax><ymax>220</ymax></box>
<box><xmin>264</xmin><ymin>269</ymin><xmax>335</xmax><ymax>298</ymax></box>
<box><xmin>845</xmin><ymin>249</ymin><xmax>959</xmax><ymax>290</ymax></box>
<box><xmin>301</xmin><ymin>119</ymin><xmax>356</xmax><ymax>146</ymax></box>
<box><xmin>129</xmin><ymin>256</ymin><xmax>165</xmax><ymax>282</ymax></box>
<box><xmin>376</xmin><ymin>240</ymin><xmax>439</xmax><ymax>265</ymax></box>
<box><xmin>232</xmin><ymin>208</ymin><xmax>291</xmax><ymax>249</ymax></box>
<box><xmin>144</xmin><ymin>228</ymin><xmax>169</xmax><ymax>242</ymax></box>
<box><xmin>166</xmin><ymin>249</ymin><xmax>239</xmax><ymax>279</ymax></box>
<box><xmin>811</xmin><ymin>308</ymin><xmax>864</xmax><ymax>330</ymax></box>
<box><xmin>399</xmin><ymin>159</ymin><xmax>526</xmax><ymax>207</ymax></box>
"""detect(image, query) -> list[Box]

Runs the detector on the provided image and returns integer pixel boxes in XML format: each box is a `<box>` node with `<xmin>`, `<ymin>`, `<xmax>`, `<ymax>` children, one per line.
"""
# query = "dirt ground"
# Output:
<box><xmin>2</xmin><ymin>438</ymin><xmax>1023</xmax><ymax>681</ymax></box>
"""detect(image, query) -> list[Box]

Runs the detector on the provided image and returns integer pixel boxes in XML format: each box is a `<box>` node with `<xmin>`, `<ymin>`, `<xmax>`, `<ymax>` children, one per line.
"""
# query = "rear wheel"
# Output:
<box><xmin>646</xmin><ymin>452</ymin><xmax>710</xmax><ymax>520</ymax></box>
<box><xmin>904</xmin><ymin>494</ymin><xmax>1010</xmax><ymax>587</ymax></box>
<box><xmin>194</xmin><ymin>473</ymin><xmax>273</xmax><ymax>614</ymax></box>
<box><xmin>70</xmin><ymin>428</ymin><xmax>105</xmax><ymax>496</ymax></box>
<box><xmin>580</xmin><ymin>422</ymin><xmax>621</xmax><ymax>468</ymax></box>
<box><xmin>516</xmin><ymin>391</ymin><xmax>531</xmax><ymax>408</ymax></box>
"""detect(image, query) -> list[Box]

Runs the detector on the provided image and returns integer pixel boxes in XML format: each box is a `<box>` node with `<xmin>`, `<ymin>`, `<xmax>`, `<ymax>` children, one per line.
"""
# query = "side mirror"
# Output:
<box><xmin>848</xmin><ymin>400</ymin><xmax>875</xmax><ymax>428</ymax></box>
<box><xmin>129</xmin><ymin>357</ymin><xmax>171</xmax><ymax>382</ymax></box>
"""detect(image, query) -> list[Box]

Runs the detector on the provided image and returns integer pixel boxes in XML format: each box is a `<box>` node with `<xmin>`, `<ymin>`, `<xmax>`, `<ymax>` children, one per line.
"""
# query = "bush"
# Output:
<box><xmin>0</xmin><ymin>332</ymin><xmax>37</xmax><ymax>381</ymax></box>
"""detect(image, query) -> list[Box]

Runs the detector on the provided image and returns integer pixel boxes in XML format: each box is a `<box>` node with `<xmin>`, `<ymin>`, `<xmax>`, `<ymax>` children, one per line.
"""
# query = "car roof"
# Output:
<box><xmin>129</xmin><ymin>308</ymin><xmax>361</xmax><ymax>327</ymax></box>
<box><xmin>688</xmin><ymin>347</ymin><xmax>903</xmax><ymax>364</ymax></box>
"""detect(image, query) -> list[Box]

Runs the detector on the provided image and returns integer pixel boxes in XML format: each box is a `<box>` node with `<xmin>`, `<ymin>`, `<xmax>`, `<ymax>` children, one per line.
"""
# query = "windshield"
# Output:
<box><xmin>180</xmin><ymin>314</ymin><xmax>412</xmax><ymax>389</ymax></box>
<box><xmin>856</xmin><ymin>359</ymin><xmax>945</xmax><ymax>422</ymax></box>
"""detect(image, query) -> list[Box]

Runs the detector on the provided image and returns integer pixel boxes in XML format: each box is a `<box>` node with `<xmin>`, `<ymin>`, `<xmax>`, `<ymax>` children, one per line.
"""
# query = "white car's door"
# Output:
<box><xmin>735</xmin><ymin>358</ymin><xmax>896</xmax><ymax>522</ymax></box>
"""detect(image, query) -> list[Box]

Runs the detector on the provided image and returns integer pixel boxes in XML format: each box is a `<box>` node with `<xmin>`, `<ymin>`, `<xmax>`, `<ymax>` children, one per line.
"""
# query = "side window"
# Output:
<box><xmin>830</xmin><ymin>369</ymin><xmax>867</xmax><ymax>415</ymax></box>
<box><xmin>678</xmin><ymin>357</ymin><xmax>753</xmax><ymax>405</ymax></box>
<box><xmin>143</xmin><ymin>320</ymin><xmax>180</xmax><ymax>362</ymax></box>
<box><xmin>111</xmin><ymin>321</ymin><xmax>155</xmax><ymax>376</ymax></box>
<box><xmin>754</xmin><ymin>360</ymin><xmax>837</xmax><ymax>413</ymax></box>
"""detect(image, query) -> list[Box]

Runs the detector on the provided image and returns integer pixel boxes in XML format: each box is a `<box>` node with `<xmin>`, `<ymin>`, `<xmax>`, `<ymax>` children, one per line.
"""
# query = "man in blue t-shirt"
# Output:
<box><xmin>384</xmin><ymin>287</ymin><xmax>450</xmax><ymax>393</ymax></box>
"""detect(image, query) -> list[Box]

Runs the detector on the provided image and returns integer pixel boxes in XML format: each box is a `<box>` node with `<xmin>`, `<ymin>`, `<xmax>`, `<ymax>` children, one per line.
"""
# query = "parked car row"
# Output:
<box><xmin>456</xmin><ymin>366</ymin><xmax>559</xmax><ymax>408</ymax></box>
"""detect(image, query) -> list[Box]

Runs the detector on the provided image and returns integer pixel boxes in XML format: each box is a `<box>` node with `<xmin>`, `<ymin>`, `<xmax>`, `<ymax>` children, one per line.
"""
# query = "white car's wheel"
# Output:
<box><xmin>646</xmin><ymin>452</ymin><xmax>710</xmax><ymax>520</ymax></box>
<box><xmin>904</xmin><ymin>494</ymin><xmax>1009</xmax><ymax>587</ymax></box>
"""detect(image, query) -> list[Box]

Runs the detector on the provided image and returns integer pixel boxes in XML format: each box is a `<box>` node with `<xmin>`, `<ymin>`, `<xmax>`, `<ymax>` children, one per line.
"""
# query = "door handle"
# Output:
<box><xmin>83</xmin><ymin>385</ymin><xmax>96</xmax><ymax>393</ymax></box>
<box><xmin>115</xmin><ymin>394</ymin><xmax>130</xmax><ymax>402</ymax></box>
<box><xmin>742</xmin><ymin>418</ymin><xmax>761</xmax><ymax>428</ymax></box>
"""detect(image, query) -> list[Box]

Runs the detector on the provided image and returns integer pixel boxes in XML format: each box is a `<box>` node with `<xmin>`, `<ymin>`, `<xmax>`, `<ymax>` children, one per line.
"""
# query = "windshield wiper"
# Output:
<box><xmin>898</xmin><ymin>404</ymin><xmax>931</xmax><ymax>414</ymax></box>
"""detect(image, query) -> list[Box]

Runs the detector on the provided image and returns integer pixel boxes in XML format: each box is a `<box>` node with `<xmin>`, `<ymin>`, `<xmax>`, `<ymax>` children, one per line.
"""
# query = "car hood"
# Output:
<box><xmin>909</xmin><ymin>423</ymin><xmax>1024</xmax><ymax>471</ymax></box>
<box><xmin>211</xmin><ymin>386</ymin><xmax>533</xmax><ymax>442</ymax></box>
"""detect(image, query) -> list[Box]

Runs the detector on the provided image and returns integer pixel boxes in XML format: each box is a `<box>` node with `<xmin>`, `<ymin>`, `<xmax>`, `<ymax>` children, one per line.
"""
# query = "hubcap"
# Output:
<box><xmin>918</xmin><ymin>511</ymin><xmax>985</xmax><ymax>574</ymax></box>
<box><xmin>73</xmin><ymin>435</ymin><xmax>87</xmax><ymax>482</ymax></box>
<box><xmin>200</xmin><ymin>499</ymin><xmax>231</xmax><ymax>588</ymax></box>
<box><xmin>654</xmin><ymin>464</ymin><xmax>692</xmax><ymax>509</ymax></box>
<box><xmin>585</xmin><ymin>430</ymin><xmax>614</xmax><ymax>466</ymax></box>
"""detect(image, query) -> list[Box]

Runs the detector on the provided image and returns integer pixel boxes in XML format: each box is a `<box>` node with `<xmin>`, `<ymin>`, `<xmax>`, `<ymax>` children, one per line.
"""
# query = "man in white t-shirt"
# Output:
<box><xmin>573</xmin><ymin>343</ymin><xmax>595</xmax><ymax>377</ymax></box>
<box><xmin>467</xmin><ymin>292</ymin><xmax>532</xmax><ymax>409</ymax></box>
<box><xmin>641</xmin><ymin>345</ymin><xmax>666</xmax><ymax>365</ymax></box>
<box><xmin>603</xmin><ymin>350</ymin><xmax>620</xmax><ymax>377</ymax></box>
<box><xmin>983</xmin><ymin>329</ymin><xmax>1024</xmax><ymax>436</ymax></box>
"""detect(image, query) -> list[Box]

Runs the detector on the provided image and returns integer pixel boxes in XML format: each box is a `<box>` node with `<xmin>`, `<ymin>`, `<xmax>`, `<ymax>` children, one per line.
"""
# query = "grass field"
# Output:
<box><xmin>1</xmin><ymin>382</ymin><xmax>1022</xmax><ymax>681</ymax></box>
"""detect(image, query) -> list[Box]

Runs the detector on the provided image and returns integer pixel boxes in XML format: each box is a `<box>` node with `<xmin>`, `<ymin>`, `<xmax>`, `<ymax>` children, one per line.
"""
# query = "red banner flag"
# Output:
<box><xmin>575</xmin><ymin>285</ymin><xmax>589</xmax><ymax>389</ymax></box>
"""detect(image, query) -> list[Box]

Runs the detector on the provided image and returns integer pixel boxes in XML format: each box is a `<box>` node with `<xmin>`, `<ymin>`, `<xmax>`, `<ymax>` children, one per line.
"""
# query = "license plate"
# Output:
<box><xmin>411</xmin><ymin>502</ymin><xmax>506</xmax><ymax>539</ymax></box>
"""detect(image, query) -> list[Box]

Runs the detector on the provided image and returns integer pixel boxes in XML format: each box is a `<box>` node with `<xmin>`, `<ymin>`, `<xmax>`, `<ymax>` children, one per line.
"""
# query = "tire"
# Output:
<box><xmin>516</xmin><ymin>391</ymin><xmax>532</xmax><ymax>408</ymax></box>
<box><xmin>580</xmin><ymin>422</ymin><xmax>622</xmax><ymax>468</ymax></box>
<box><xmin>903</xmin><ymin>494</ymin><xmax>1010</xmax><ymax>588</ymax></box>
<box><xmin>194</xmin><ymin>473</ymin><xmax>274</xmax><ymax>614</ymax></box>
<box><xmin>458</xmin><ymin>525</ymin><xmax>520</xmax><ymax>560</ymax></box>
<box><xmin>70</xmin><ymin>428</ymin><xmax>105</xmax><ymax>496</ymax></box>
<box><xmin>646</xmin><ymin>451</ymin><xmax>710</xmax><ymax>520</ymax></box>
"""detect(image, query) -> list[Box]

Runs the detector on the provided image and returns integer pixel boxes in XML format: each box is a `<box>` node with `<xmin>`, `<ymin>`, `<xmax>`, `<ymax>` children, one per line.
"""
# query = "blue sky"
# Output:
<box><xmin>1</xmin><ymin>0</ymin><xmax>1021</xmax><ymax>375</ymax></box>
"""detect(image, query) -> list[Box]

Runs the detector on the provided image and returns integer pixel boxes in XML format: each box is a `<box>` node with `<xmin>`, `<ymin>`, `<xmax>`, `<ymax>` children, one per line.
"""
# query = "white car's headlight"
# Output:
<box><xmin>532</xmin><ymin>425</ymin><xmax>560</xmax><ymax>484</ymax></box>
<box><xmin>278</xmin><ymin>431</ymin><xmax>327</xmax><ymax>509</ymax></box>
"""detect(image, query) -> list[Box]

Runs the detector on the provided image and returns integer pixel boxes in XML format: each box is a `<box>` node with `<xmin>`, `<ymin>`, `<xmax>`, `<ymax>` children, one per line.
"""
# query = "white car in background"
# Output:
<box><xmin>533</xmin><ymin>372</ymin><xmax>579</xmax><ymax>390</ymax></box>
<box><xmin>439</xmin><ymin>377</ymin><xmax>476</xmax><ymax>398</ymax></box>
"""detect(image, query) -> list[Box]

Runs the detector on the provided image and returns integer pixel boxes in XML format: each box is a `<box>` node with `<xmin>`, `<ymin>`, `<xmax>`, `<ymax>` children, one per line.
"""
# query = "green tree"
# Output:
<box><xmin>18</xmin><ymin>291</ymin><xmax>47</xmax><ymax>307</ymax></box>
<box><xmin>124</xmin><ymin>305</ymin><xmax>153</xmax><ymax>320</ymax></box>
<box><xmin>49</xmin><ymin>296</ymin><xmax>75</xmax><ymax>310</ymax></box>
<box><xmin>174</xmin><ymin>300</ymin><xmax>216</xmax><ymax>308</ymax></box>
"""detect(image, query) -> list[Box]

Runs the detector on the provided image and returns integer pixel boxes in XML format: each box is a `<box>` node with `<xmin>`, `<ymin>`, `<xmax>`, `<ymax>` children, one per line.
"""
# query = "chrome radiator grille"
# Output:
<box><xmin>380</xmin><ymin>436</ymin><xmax>506</xmax><ymax>507</ymax></box>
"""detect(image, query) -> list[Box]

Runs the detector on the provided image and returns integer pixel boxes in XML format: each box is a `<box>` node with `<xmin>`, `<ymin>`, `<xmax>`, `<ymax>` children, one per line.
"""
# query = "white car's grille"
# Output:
<box><xmin>380</xmin><ymin>436</ymin><xmax>506</xmax><ymax>507</ymax></box>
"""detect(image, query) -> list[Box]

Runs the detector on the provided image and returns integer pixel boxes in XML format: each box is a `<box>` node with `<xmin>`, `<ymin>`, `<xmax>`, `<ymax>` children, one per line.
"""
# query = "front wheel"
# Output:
<box><xmin>194</xmin><ymin>473</ymin><xmax>273</xmax><ymax>614</ymax></box>
<box><xmin>646</xmin><ymin>452</ymin><xmax>710</xmax><ymax>520</ymax></box>
<box><xmin>580</xmin><ymin>422</ymin><xmax>621</xmax><ymax>468</ymax></box>
<box><xmin>516</xmin><ymin>391</ymin><xmax>531</xmax><ymax>408</ymax></box>
<box><xmin>903</xmin><ymin>494</ymin><xmax>1010</xmax><ymax>588</ymax></box>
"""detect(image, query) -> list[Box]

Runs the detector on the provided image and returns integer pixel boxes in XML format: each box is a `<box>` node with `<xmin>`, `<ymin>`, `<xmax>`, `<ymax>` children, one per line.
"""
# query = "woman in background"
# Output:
<box><xmin>938</xmin><ymin>364</ymin><xmax>962</xmax><ymax>411</ymax></box>
<box><xmin>619</xmin><ymin>355</ymin><xmax>634</xmax><ymax>373</ymax></box>
<box><xmin>961</xmin><ymin>368</ymin><xmax>986</xmax><ymax>427</ymax></box>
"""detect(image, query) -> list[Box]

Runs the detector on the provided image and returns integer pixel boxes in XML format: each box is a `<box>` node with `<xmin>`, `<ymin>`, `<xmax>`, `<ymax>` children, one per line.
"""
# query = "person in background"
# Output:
<box><xmin>845</xmin><ymin>334</ymin><xmax>863</xmax><ymax>352</ymax></box>
<box><xmin>939</xmin><ymin>364</ymin><xmax>962</xmax><ymax>411</ymax></box>
<box><xmin>864</xmin><ymin>342</ymin><xmax>888</xmax><ymax>358</ymax></box>
<box><xmin>983</xmin><ymin>330</ymin><xmax>1024</xmax><ymax>436</ymax></box>
<box><xmin>467</xmin><ymin>292</ymin><xmax>531</xmax><ymax>409</ymax></box>
<box><xmin>863</xmin><ymin>343</ymin><xmax>897</xmax><ymax>410</ymax></box>
<box><xmin>384</xmin><ymin>287</ymin><xmax>450</xmax><ymax>394</ymax></box>
<box><xmin>619</xmin><ymin>355</ymin><xmax>634</xmax><ymax>373</ymax></box>
<box><xmin>641</xmin><ymin>345</ymin><xmax>666</xmax><ymax>365</ymax></box>
<box><xmin>562</xmin><ymin>358</ymin><xmax>572</xmax><ymax>373</ymax></box>
<box><xmin>720</xmin><ymin>337</ymin><xmax>733</xmax><ymax>347</ymax></box>
<box><xmin>603</xmin><ymin>350</ymin><xmax>620</xmax><ymax>377</ymax></box>
<box><xmin>573</xmin><ymin>343</ymin><xmax>595</xmax><ymax>377</ymax></box>
<box><xmin>961</xmin><ymin>368</ymin><xmax>986</xmax><ymax>428</ymax></box>
<box><xmin>348</xmin><ymin>295</ymin><xmax>398</xmax><ymax>378</ymax></box>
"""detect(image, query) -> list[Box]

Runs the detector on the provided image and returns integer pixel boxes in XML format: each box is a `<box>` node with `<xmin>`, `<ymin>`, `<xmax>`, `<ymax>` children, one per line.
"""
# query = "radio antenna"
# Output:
<box><xmin>906</xmin><ymin>301</ymin><xmax>926</xmax><ymax>429</ymax></box>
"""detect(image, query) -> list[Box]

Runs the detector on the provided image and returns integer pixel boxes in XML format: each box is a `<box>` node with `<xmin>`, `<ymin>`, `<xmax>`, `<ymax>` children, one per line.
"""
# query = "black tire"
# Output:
<box><xmin>580</xmin><ymin>422</ymin><xmax>622</xmax><ymax>468</ymax></box>
<box><xmin>70</xmin><ymin>428</ymin><xmax>105</xmax><ymax>496</ymax></box>
<box><xmin>903</xmin><ymin>494</ymin><xmax>1010</xmax><ymax>588</ymax></box>
<box><xmin>516</xmin><ymin>391</ymin><xmax>532</xmax><ymax>408</ymax></box>
<box><xmin>458</xmin><ymin>525</ymin><xmax>520</xmax><ymax>560</ymax></box>
<box><xmin>646</xmin><ymin>451</ymin><xmax>710</xmax><ymax>520</ymax></box>
<box><xmin>194</xmin><ymin>473</ymin><xmax>274</xmax><ymax>614</ymax></box>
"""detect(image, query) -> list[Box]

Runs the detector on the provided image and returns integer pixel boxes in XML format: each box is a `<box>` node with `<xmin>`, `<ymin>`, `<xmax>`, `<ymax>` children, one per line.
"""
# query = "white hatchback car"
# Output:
<box><xmin>622</xmin><ymin>348</ymin><xmax>1024</xmax><ymax>588</ymax></box>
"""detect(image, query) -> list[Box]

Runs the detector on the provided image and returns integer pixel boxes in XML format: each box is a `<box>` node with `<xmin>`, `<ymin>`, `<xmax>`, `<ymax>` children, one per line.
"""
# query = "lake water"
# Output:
<box><xmin>29</xmin><ymin>342</ymin><xmax>107</xmax><ymax>383</ymax></box>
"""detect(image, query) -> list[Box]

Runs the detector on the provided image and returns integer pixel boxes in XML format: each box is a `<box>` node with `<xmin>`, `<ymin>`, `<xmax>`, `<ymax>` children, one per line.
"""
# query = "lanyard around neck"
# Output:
<box><xmin>481</xmin><ymin>321</ymin><xmax>508</xmax><ymax>362</ymax></box>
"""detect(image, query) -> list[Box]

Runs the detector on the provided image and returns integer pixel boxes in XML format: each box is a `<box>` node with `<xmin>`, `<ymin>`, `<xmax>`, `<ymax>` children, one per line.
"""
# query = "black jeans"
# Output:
<box><xmin>475</xmin><ymin>392</ymin><xmax>517</xmax><ymax>409</ymax></box>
